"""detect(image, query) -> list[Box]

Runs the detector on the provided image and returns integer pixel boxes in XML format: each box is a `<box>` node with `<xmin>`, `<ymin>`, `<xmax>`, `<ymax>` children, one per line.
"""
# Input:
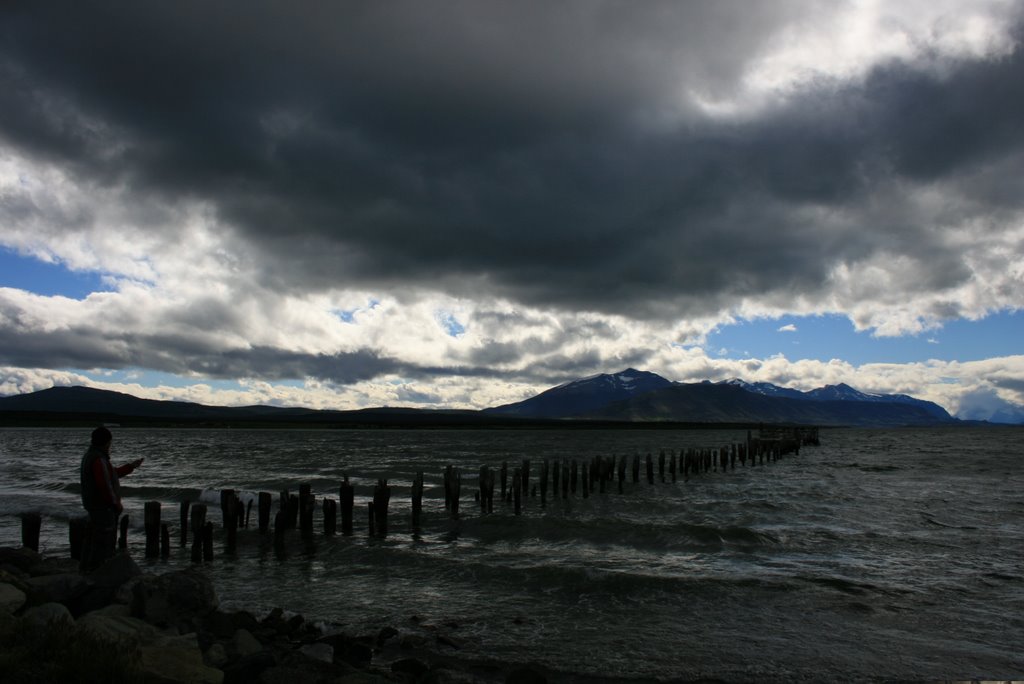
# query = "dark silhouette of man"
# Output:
<box><xmin>79</xmin><ymin>426</ymin><xmax>143</xmax><ymax>572</ymax></box>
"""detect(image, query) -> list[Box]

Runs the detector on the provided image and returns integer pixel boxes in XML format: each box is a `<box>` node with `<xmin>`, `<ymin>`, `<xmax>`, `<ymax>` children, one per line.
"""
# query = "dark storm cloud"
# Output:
<box><xmin>2</xmin><ymin>3</ymin><xmax>1023</xmax><ymax>320</ymax></box>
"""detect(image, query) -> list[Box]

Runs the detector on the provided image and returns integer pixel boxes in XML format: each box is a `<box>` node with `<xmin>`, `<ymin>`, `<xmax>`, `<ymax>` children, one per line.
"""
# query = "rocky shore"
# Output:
<box><xmin>0</xmin><ymin>546</ymin><xmax>554</xmax><ymax>684</ymax></box>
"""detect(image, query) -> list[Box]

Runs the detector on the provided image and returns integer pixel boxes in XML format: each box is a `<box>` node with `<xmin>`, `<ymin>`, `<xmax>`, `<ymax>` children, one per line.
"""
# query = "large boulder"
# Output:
<box><xmin>77</xmin><ymin>610</ymin><xmax>160</xmax><ymax>646</ymax></box>
<box><xmin>131</xmin><ymin>568</ymin><xmax>219</xmax><ymax>629</ymax></box>
<box><xmin>0</xmin><ymin>546</ymin><xmax>42</xmax><ymax>574</ymax></box>
<box><xmin>138</xmin><ymin>632</ymin><xmax>224</xmax><ymax>684</ymax></box>
<box><xmin>72</xmin><ymin>553</ymin><xmax>144</xmax><ymax>616</ymax></box>
<box><xmin>0</xmin><ymin>582</ymin><xmax>26</xmax><ymax>614</ymax></box>
<box><xmin>21</xmin><ymin>601</ymin><xmax>74</xmax><ymax>628</ymax></box>
<box><xmin>23</xmin><ymin>572</ymin><xmax>90</xmax><ymax>607</ymax></box>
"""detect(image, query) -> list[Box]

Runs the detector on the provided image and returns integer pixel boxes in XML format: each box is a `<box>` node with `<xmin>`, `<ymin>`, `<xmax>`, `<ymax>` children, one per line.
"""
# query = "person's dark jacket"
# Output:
<box><xmin>80</xmin><ymin>445</ymin><xmax>136</xmax><ymax>511</ymax></box>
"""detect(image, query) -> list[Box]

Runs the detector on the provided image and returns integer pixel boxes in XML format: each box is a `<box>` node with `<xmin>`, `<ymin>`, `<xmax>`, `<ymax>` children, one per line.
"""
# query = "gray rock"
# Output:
<box><xmin>204</xmin><ymin>642</ymin><xmax>230</xmax><ymax>668</ymax></box>
<box><xmin>77</xmin><ymin>611</ymin><xmax>160</xmax><ymax>646</ymax></box>
<box><xmin>0</xmin><ymin>582</ymin><xmax>26</xmax><ymax>614</ymax></box>
<box><xmin>131</xmin><ymin>567</ymin><xmax>219</xmax><ymax>628</ymax></box>
<box><xmin>391</xmin><ymin>657</ymin><xmax>430</xmax><ymax>679</ymax></box>
<box><xmin>139</xmin><ymin>632</ymin><xmax>224</xmax><ymax>684</ymax></box>
<box><xmin>24</xmin><ymin>572</ymin><xmax>89</xmax><ymax>607</ymax></box>
<box><xmin>0</xmin><ymin>546</ymin><xmax>41</xmax><ymax>573</ymax></box>
<box><xmin>21</xmin><ymin>601</ymin><xmax>74</xmax><ymax>627</ymax></box>
<box><xmin>232</xmin><ymin>627</ymin><xmax>265</xmax><ymax>658</ymax></box>
<box><xmin>299</xmin><ymin>642</ymin><xmax>334</xmax><ymax>663</ymax></box>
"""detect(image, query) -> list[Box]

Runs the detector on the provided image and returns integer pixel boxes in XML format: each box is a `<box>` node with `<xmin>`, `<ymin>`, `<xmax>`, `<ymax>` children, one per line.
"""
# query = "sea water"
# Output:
<box><xmin>1</xmin><ymin>426</ymin><xmax>1021</xmax><ymax>681</ymax></box>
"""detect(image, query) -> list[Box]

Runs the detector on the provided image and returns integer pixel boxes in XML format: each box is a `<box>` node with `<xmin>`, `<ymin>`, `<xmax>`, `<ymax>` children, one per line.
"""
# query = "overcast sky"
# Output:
<box><xmin>1</xmin><ymin>1</ymin><xmax>1023</xmax><ymax>421</ymax></box>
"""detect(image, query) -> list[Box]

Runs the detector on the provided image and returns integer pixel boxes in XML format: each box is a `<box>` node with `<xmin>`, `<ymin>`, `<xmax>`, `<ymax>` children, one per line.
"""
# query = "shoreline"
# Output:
<box><xmin>0</xmin><ymin>545</ymin><xmax>655</xmax><ymax>684</ymax></box>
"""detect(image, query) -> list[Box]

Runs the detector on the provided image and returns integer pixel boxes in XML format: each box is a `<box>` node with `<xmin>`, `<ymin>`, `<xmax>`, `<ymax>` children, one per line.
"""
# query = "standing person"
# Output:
<box><xmin>79</xmin><ymin>426</ymin><xmax>143</xmax><ymax>572</ymax></box>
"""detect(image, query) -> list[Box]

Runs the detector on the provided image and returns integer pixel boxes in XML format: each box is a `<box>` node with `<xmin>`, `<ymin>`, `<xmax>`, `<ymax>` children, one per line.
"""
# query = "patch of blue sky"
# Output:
<box><xmin>437</xmin><ymin>311</ymin><xmax>466</xmax><ymax>337</ymax></box>
<box><xmin>88</xmin><ymin>369</ymin><xmax>246</xmax><ymax>391</ymax></box>
<box><xmin>707</xmin><ymin>309</ymin><xmax>1022</xmax><ymax>366</ymax></box>
<box><xmin>0</xmin><ymin>247</ymin><xmax>110</xmax><ymax>299</ymax></box>
<box><xmin>334</xmin><ymin>298</ymin><xmax>380</xmax><ymax>323</ymax></box>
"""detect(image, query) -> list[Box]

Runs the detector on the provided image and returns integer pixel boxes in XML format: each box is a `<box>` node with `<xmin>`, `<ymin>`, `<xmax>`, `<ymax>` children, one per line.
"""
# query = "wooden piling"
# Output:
<box><xmin>180</xmin><ymin>501</ymin><xmax>190</xmax><ymax>547</ymax></box>
<box><xmin>659</xmin><ymin>450</ymin><xmax>666</xmax><ymax>483</ymax></box>
<box><xmin>670</xmin><ymin>450</ymin><xmax>677</xmax><ymax>483</ymax></box>
<box><xmin>521</xmin><ymin>459</ymin><xmax>531</xmax><ymax>499</ymax></box>
<box><xmin>445</xmin><ymin>467</ymin><xmax>461</xmax><ymax>518</ymax></box>
<box><xmin>224</xmin><ymin>494</ymin><xmax>238</xmax><ymax>555</ymax></box>
<box><xmin>540</xmin><ymin>459</ymin><xmax>549</xmax><ymax>507</ymax></box>
<box><xmin>552</xmin><ymin>459</ymin><xmax>560</xmax><ymax>496</ymax></box>
<box><xmin>20</xmin><ymin>513</ymin><xmax>41</xmax><ymax>552</ymax></box>
<box><xmin>500</xmin><ymin>461</ymin><xmax>508</xmax><ymax>502</ymax></box>
<box><xmin>513</xmin><ymin>468</ymin><xmax>521</xmax><ymax>516</ymax></box>
<box><xmin>632</xmin><ymin>453</ymin><xmax>640</xmax><ymax>483</ymax></box>
<box><xmin>582</xmin><ymin>463</ymin><xmax>589</xmax><ymax>499</ymax></box>
<box><xmin>299</xmin><ymin>483</ymin><xmax>314</xmax><ymax>535</ymax></box>
<box><xmin>273</xmin><ymin>510</ymin><xmax>286</xmax><ymax>559</ymax></box>
<box><xmin>324</xmin><ymin>498</ymin><xmax>338</xmax><ymax>535</ymax></box>
<box><xmin>340</xmin><ymin>477</ymin><xmax>354</xmax><ymax>536</ymax></box>
<box><xmin>190</xmin><ymin>504</ymin><xmax>207</xmax><ymax>563</ymax></box>
<box><xmin>202</xmin><ymin>521</ymin><xmax>213</xmax><ymax>561</ymax></box>
<box><xmin>617</xmin><ymin>456</ymin><xmax>626</xmax><ymax>493</ymax></box>
<box><xmin>220</xmin><ymin>489</ymin><xmax>235</xmax><ymax>529</ymax></box>
<box><xmin>479</xmin><ymin>466</ymin><xmax>492</xmax><ymax>514</ymax></box>
<box><xmin>144</xmin><ymin>501</ymin><xmax>161</xmax><ymax>559</ymax></box>
<box><xmin>646</xmin><ymin>453</ymin><xmax>654</xmax><ymax>485</ymax></box>
<box><xmin>258</xmin><ymin>492</ymin><xmax>272</xmax><ymax>533</ymax></box>
<box><xmin>561</xmin><ymin>461</ymin><xmax>570</xmax><ymax>499</ymax></box>
<box><xmin>373</xmin><ymin>479</ymin><xmax>391</xmax><ymax>537</ymax></box>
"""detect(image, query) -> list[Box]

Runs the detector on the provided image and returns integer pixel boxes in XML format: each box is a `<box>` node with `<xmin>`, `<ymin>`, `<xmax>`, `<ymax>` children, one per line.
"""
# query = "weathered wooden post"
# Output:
<box><xmin>180</xmin><ymin>501</ymin><xmax>190</xmax><ymax>547</ymax></box>
<box><xmin>373</xmin><ymin>479</ymin><xmax>391</xmax><ymax>538</ymax></box>
<box><xmin>287</xmin><ymin>494</ymin><xmax>300</xmax><ymax>529</ymax></box>
<box><xmin>224</xmin><ymin>495</ymin><xmax>238</xmax><ymax>555</ymax></box>
<box><xmin>21</xmin><ymin>513</ymin><xmax>41</xmax><ymax>552</ymax></box>
<box><xmin>340</xmin><ymin>477</ymin><xmax>355</xmax><ymax>536</ymax></box>
<box><xmin>445</xmin><ymin>466</ymin><xmax>461</xmax><ymax>518</ymax></box>
<box><xmin>646</xmin><ymin>453</ymin><xmax>654</xmax><ymax>484</ymax></box>
<box><xmin>659</xmin><ymin>450</ymin><xmax>666</xmax><ymax>483</ymax></box>
<box><xmin>144</xmin><ymin>501</ymin><xmax>161</xmax><ymax>559</ymax></box>
<box><xmin>258</xmin><ymin>492</ymin><xmax>273</xmax><ymax>533</ymax></box>
<box><xmin>670</xmin><ymin>450</ymin><xmax>677</xmax><ymax>483</ymax></box>
<box><xmin>118</xmin><ymin>514</ymin><xmax>129</xmax><ymax>552</ymax></box>
<box><xmin>203</xmin><ymin>522</ymin><xmax>214</xmax><ymax>561</ymax></box>
<box><xmin>160</xmin><ymin>523</ymin><xmax>170</xmax><ymax>558</ymax></box>
<box><xmin>499</xmin><ymin>458</ymin><xmax>507</xmax><ymax>501</ymax></box>
<box><xmin>479</xmin><ymin>466</ymin><xmax>491</xmax><ymax>514</ymax></box>
<box><xmin>552</xmin><ymin>459</ymin><xmax>560</xmax><ymax>497</ymax></box>
<box><xmin>540</xmin><ymin>459</ymin><xmax>549</xmax><ymax>507</ymax></box>
<box><xmin>513</xmin><ymin>468</ymin><xmax>522</xmax><ymax>516</ymax></box>
<box><xmin>299</xmin><ymin>484</ymin><xmax>314</xmax><ymax>535</ymax></box>
<box><xmin>273</xmin><ymin>510</ymin><xmax>286</xmax><ymax>559</ymax></box>
<box><xmin>411</xmin><ymin>471</ymin><xmax>424</xmax><ymax>529</ymax></box>
<box><xmin>69</xmin><ymin>516</ymin><xmax>88</xmax><ymax>560</ymax></box>
<box><xmin>190</xmin><ymin>503</ymin><xmax>207</xmax><ymax>563</ymax></box>
<box><xmin>220</xmin><ymin>489</ymin><xmax>235</xmax><ymax>528</ymax></box>
<box><xmin>562</xmin><ymin>462</ymin><xmax>570</xmax><ymax>499</ymax></box>
<box><xmin>582</xmin><ymin>463</ymin><xmax>590</xmax><ymax>499</ymax></box>
<box><xmin>522</xmin><ymin>459</ymin><xmax>531</xmax><ymax>499</ymax></box>
<box><xmin>324</xmin><ymin>498</ymin><xmax>337</xmax><ymax>535</ymax></box>
<box><xmin>617</xmin><ymin>455</ymin><xmax>626</xmax><ymax>494</ymax></box>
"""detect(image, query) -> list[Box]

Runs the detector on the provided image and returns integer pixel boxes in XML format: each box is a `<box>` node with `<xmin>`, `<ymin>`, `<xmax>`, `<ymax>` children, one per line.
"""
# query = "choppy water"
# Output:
<box><xmin>1</xmin><ymin>426</ymin><xmax>1022</xmax><ymax>681</ymax></box>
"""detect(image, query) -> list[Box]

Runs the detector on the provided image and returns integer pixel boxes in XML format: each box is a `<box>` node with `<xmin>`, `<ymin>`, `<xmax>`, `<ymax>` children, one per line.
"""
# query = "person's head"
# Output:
<box><xmin>91</xmin><ymin>426</ymin><xmax>112</xmax><ymax>452</ymax></box>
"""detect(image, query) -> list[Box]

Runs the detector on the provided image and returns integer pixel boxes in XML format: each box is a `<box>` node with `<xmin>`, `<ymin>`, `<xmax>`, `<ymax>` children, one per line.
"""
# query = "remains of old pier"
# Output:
<box><xmin>22</xmin><ymin>426</ymin><xmax>819</xmax><ymax>562</ymax></box>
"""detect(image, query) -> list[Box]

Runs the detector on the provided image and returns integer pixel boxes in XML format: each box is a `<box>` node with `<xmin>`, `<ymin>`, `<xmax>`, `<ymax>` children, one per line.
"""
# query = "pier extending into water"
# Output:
<box><xmin>21</xmin><ymin>426</ymin><xmax>819</xmax><ymax>561</ymax></box>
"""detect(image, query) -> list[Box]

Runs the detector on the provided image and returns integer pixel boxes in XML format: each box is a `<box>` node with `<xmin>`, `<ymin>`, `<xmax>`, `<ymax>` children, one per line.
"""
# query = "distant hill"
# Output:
<box><xmin>1</xmin><ymin>370</ymin><xmax>963</xmax><ymax>427</ymax></box>
<box><xmin>486</xmin><ymin>370</ymin><xmax>957</xmax><ymax>426</ymax></box>
<box><xmin>485</xmin><ymin>368</ymin><xmax>673</xmax><ymax>418</ymax></box>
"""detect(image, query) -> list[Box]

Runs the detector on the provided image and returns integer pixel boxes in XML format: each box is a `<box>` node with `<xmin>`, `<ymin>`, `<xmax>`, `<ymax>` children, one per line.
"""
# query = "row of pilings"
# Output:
<box><xmin>19</xmin><ymin>428</ymin><xmax>817</xmax><ymax>562</ymax></box>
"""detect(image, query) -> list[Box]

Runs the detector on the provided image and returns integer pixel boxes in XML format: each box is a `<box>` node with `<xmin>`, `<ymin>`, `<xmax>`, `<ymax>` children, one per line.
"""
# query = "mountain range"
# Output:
<box><xmin>0</xmin><ymin>368</ymin><xmax>973</xmax><ymax>427</ymax></box>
